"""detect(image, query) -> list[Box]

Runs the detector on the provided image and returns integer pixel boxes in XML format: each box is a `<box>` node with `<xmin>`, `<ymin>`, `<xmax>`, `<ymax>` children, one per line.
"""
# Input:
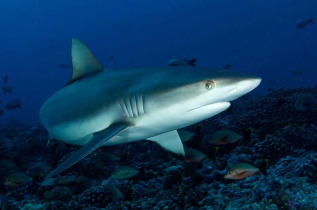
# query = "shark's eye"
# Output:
<box><xmin>205</xmin><ymin>80</ymin><xmax>215</xmax><ymax>90</ymax></box>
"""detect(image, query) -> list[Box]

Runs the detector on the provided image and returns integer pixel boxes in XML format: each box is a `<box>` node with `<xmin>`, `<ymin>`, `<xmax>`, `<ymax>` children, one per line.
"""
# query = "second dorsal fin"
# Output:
<box><xmin>67</xmin><ymin>38</ymin><xmax>104</xmax><ymax>85</ymax></box>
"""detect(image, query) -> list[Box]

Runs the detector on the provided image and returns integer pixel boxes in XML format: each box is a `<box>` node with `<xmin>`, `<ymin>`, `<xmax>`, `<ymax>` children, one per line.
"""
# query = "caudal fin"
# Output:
<box><xmin>309</xmin><ymin>18</ymin><xmax>314</xmax><ymax>24</ymax></box>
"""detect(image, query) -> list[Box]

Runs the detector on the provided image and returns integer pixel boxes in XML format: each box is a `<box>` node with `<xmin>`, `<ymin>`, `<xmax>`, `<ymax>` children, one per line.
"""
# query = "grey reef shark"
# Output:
<box><xmin>40</xmin><ymin>38</ymin><xmax>261</xmax><ymax>179</ymax></box>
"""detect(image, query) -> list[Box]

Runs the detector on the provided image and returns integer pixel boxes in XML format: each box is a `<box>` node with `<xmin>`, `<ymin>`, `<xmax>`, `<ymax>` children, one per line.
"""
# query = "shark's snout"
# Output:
<box><xmin>225</xmin><ymin>77</ymin><xmax>261</xmax><ymax>101</ymax></box>
<box><xmin>236</xmin><ymin>77</ymin><xmax>262</xmax><ymax>93</ymax></box>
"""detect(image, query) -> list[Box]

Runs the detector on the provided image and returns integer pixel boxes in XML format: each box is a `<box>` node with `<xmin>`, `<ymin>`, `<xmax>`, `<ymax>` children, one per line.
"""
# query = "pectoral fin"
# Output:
<box><xmin>46</xmin><ymin>123</ymin><xmax>130</xmax><ymax>179</ymax></box>
<box><xmin>147</xmin><ymin>130</ymin><xmax>185</xmax><ymax>158</ymax></box>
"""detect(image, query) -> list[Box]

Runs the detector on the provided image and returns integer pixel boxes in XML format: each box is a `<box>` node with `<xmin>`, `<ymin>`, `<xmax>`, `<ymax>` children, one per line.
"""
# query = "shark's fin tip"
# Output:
<box><xmin>147</xmin><ymin>130</ymin><xmax>185</xmax><ymax>157</ymax></box>
<box><xmin>46</xmin><ymin>122</ymin><xmax>130</xmax><ymax>178</ymax></box>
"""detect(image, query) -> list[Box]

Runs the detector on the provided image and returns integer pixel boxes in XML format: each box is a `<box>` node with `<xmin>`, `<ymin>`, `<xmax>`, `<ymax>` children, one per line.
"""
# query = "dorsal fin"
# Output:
<box><xmin>67</xmin><ymin>38</ymin><xmax>104</xmax><ymax>85</ymax></box>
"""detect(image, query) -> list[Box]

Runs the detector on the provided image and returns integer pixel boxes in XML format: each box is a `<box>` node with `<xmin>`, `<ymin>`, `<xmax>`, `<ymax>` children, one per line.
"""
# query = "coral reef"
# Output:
<box><xmin>1</xmin><ymin>87</ymin><xmax>317</xmax><ymax>209</ymax></box>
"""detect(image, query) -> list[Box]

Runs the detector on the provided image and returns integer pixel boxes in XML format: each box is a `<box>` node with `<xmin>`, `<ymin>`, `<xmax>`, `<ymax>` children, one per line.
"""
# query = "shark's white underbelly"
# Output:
<box><xmin>56</xmin><ymin>108</ymin><xmax>181</xmax><ymax>146</ymax></box>
<box><xmin>103</xmin><ymin>101</ymin><xmax>231</xmax><ymax>146</ymax></box>
<box><xmin>48</xmin><ymin>99</ymin><xmax>230</xmax><ymax>147</ymax></box>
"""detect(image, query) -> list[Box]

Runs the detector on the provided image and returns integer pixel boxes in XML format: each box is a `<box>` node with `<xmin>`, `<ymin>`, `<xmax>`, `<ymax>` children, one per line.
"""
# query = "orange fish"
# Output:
<box><xmin>208</xmin><ymin>129</ymin><xmax>242</xmax><ymax>145</ymax></box>
<box><xmin>224</xmin><ymin>162</ymin><xmax>268</xmax><ymax>180</ymax></box>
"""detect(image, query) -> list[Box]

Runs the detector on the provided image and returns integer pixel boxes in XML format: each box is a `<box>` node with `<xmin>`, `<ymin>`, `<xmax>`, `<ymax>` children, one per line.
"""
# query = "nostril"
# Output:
<box><xmin>229</xmin><ymin>87</ymin><xmax>238</xmax><ymax>94</ymax></box>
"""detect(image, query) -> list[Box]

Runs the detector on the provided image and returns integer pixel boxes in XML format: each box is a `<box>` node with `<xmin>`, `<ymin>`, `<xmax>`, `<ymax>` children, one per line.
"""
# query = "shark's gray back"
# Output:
<box><xmin>40</xmin><ymin>66</ymin><xmax>196</xmax><ymax>127</ymax></box>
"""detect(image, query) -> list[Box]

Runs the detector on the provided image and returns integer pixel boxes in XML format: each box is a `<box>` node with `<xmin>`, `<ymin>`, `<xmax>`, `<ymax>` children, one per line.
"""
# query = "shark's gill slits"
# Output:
<box><xmin>124</xmin><ymin>96</ymin><xmax>134</xmax><ymax>117</ymax></box>
<box><xmin>137</xmin><ymin>93</ymin><xmax>145</xmax><ymax>115</ymax></box>
<box><xmin>131</xmin><ymin>94</ymin><xmax>138</xmax><ymax>117</ymax></box>
<box><xmin>119</xmin><ymin>93</ymin><xmax>145</xmax><ymax>118</ymax></box>
<box><xmin>119</xmin><ymin>99</ymin><xmax>128</xmax><ymax>117</ymax></box>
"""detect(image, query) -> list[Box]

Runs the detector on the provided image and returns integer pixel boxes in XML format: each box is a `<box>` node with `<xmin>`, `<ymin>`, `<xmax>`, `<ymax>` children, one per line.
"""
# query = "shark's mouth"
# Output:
<box><xmin>185</xmin><ymin>102</ymin><xmax>231</xmax><ymax>124</ymax></box>
<box><xmin>188</xmin><ymin>101</ymin><xmax>231</xmax><ymax>113</ymax></box>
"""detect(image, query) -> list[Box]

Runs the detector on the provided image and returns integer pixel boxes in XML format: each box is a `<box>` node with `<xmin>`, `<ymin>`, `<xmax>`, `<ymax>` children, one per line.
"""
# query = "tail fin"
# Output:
<box><xmin>259</xmin><ymin>159</ymin><xmax>269</xmax><ymax>176</ymax></box>
<box><xmin>309</xmin><ymin>18</ymin><xmax>314</xmax><ymax>24</ymax></box>
<box><xmin>188</xmin><ymin>58</ymin><xmax>197</xmax><ymax>66</ymax></box>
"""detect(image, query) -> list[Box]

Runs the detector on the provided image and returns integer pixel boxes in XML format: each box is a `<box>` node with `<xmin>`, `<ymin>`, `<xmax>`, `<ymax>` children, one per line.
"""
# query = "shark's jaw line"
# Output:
<box><xmin>40</xmin><ymin>38</ymin><xmax>262</xmax><ymax>178</ymax></box>
<box><xmin>188</xmin><ymin>101</ymin><xmax>231</xmax><ymax>113</ymax></box>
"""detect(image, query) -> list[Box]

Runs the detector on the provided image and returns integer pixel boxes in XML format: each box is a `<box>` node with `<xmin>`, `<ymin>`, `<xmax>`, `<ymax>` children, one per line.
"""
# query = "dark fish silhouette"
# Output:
<box><xmin>2</xmin><ymin>74</ymin><xmax>8</xmax><ymax>86</ymax></box>
<box><xmin>5</xmin><ymin>100</ymin><xmax>21</xmax><ymax>110</ymax></box>
<box><xmin>3</xmin><ymin>86</ymin><xmax>13</xmax><ymax>95</ymax></box>
<box><xmin>296</xmin><ymin>18</ymin><xmax>314</xmax><ymax>29</ymax></box>
<box><xmin>292</xmin><ymin>70</ymin><xmax>303</xmax><ymax>75</ymax></box>
<box><xmin>59</xmin><ymin>63</ymin><xmax>71</xmax><ymax>68</ymax></box>
<box><xmin>224</xmin><ymin>62</ymin><xmax>232</xmax><ymax>70</ymax></box>
<box><xmin>168</xmin><ymin>58</ymin><xmax>197</xmax><ymax>66</ymax></box>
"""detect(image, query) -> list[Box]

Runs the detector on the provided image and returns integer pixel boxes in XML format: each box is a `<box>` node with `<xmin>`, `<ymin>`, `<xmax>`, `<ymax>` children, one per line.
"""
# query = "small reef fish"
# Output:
<box><xmin>5</xmin><ymin>100</ymin><xmax>21</xmax><ymax>110</ymax></box>
<box><xmin>208</xmin><ymin>129</ymin><xmax>242</xmax><ymax>145</ymax></box>
<box><xmin>2</xmin><ymin>74</ymin><xmax>8</xmax><ymax>86</ymax></box>
<box><xmin>291</xmin><ymin>69</ymin><xmax>303</xmax><ymax>76</ymax></box>
<box><xmin>3</xmin><ymin>172</ymin><xmax>33</xmax><ymax>186</ymax></box>
<box><xmin>58</xmin><ymin>63</ymin><xmax>71</xmax><ymax>68</ymax></box>
<box><xmin>101</xmin><ymin>180</ymin><xmax>124</xmax><ymax>199</ymax></box>
<box><xmin>296</xmin><ymin>18</ymin><xmax>314</xmax><ymax>29</ymax></box>
<box><xmin>224</xmin><ymin>161</ymin><xmax>268</xmax><ymax>180</ymax></box>
<box><xmin>224</xmin><ymin>163</ymin><xmax>259</xmax><ymax>180</ymax></box>
<box><xmin>184</xmin><ymin>147</ymin><xmax>207</xmax><ymax>163</ymax></box>
<box><xmin>111</xmin><ymin>166</ymin><xmax>139</xmax><ymax>179</ymax></box>
<box><xmin>168</xmin><ymin>58</ymin><xmax>197</xmax><ymax>66</ymax></box>
<box><xmin>224</xmin><ymin>62</ymin><xmax>232</xmax><ymax>70</ymax></box>
<box><xmin>2</xmin><ymin>86</ymin><xmax>13</xmax><ymax>95</ymax></box>
<box><xmin>29</xmin><ymin>162</ymin><xmax>52</xmax><ymax>177</ymax></box>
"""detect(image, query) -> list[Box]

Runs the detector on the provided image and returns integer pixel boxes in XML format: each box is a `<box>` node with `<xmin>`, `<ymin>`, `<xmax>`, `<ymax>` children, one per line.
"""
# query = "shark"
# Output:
<box><xmin>40</xmin><ymin>38</ymin><xmax>261</xmax><ymax>178</ymax></box>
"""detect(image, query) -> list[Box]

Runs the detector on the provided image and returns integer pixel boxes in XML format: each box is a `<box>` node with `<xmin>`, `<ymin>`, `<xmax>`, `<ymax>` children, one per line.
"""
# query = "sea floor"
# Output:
<box><xmin>0</xmin><ymin>87</ymin><xmax>317</xmax><ymax>210</ymax></box>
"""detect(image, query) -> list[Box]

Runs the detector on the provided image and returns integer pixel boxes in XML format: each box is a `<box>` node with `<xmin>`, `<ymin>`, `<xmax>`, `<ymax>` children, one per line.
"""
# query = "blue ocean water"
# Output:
<box><xmin>0</xmin><ymin>0</ymin><xmax>316</xmax><ymax>124</ymax></box>
<box><xmin>0</xmin><ymin>1</ymin><xmax>317</xmax><ymax>209</ymax></box>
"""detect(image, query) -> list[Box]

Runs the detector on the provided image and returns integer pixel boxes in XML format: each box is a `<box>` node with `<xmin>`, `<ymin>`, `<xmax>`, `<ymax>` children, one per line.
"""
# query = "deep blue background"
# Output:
<box><xmin>0</xmin><ymin>0</ymin><xmax>316</xmax><ymax>124</ymax></box>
